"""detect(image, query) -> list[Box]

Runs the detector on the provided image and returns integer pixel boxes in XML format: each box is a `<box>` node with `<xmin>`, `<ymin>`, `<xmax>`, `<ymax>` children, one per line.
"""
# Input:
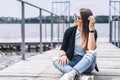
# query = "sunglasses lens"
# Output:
<box><xmin>73</xmin><ymin>14</ymin><xmax>77</xmax><ymax>20</ymax></box>
<box><xmin>78</xmin><ymin>17</ymin><xmax>81</xmax><ymax>20</ymax></box>
<box><xmin>73</xmin><ymin>14</ymin><xmax>81</xmax><ymax>20</ymax></box>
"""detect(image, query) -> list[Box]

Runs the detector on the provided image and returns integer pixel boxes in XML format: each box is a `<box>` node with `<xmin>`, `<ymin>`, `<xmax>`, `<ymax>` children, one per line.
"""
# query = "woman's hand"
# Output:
<box><xmin>58</xmin><ymin>50</ymin><xmax>68</xmax><ymax>66</ymax></box>
<box><xmin>88</xmin><ymin>16</ymin><xmax>96</xmax><ymax>30</ymax></box>
<box><xmin>58</xmin><ymin>55</ymin><xmax>68</xmax><ymax>66</ymax></box>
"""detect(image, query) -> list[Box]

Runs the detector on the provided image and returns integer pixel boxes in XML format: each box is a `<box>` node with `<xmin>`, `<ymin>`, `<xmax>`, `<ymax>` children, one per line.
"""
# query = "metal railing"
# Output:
<box><xmin>52</xmin><ymin>1</ymin><xmax>70</xmax><ymax>28</ymax></box>
<box><xmin>17</xmin><ymin>0</ymin><xmax>68</xmax><ymax>60</ymax></box>
<box><xmin>109</xmin><ymin>0</ymin><xmax>120</xmax><ymax>48</ymax></box>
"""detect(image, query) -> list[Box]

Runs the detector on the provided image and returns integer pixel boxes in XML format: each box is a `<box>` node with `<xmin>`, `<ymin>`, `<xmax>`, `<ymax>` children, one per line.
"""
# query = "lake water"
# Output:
<box><xmin>0</xmin><ymin>23</ymin><xmax>109</xmax><ymax>40</ymax></box>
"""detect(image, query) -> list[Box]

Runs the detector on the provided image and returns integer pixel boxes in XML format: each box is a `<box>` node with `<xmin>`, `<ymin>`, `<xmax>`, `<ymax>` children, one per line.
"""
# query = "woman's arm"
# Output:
<box><xmin>58</xmin><ymin>28</ymin><xmax>70</xmax><ymax>66</ymax></box>
<box><xmin>88</xmin><ymin>31</ymin><xmax>96</xmax><ymax>50</ymax></box>
<box><xmin>88</xmin><ymin>16</ymin><xmax>96</xmax><ymax>50</ymax></box>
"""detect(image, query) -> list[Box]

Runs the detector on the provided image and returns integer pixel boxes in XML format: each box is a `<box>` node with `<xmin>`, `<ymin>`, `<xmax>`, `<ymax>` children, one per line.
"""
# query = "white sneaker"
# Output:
<box><xmin>80</xmin><ymin>75</ymin><xmax>94</xmax><ymax>80</ymax></box>
<box><xmin>58</xmin><ymin>72</ymin><xmax>75</xmax><ymax>80</ymax></box>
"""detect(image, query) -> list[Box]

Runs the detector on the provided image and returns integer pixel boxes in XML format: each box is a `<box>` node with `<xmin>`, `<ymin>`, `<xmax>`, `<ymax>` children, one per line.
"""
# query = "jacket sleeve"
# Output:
<box><xmin>60</xmin><ymin>28</ymin><xmax>70</xmax><ymax>52</ymax></box>
<box><xmin>94</xmin><ymin>29</ymin><xmax>97</xmax><ymax>42</ymax></box>
<box><xmin>94</xmin><ymin>29</ymin><xmax>97</xmax><ymax>49</ymax></box>
<box><xmin>94</xmin><ymin>30</ymin><xmax>99</xmax><ymax>72</ymax></box>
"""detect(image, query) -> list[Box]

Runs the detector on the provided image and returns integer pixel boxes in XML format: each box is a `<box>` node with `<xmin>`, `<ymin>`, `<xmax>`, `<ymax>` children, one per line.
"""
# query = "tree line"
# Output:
<box><xmin>0</xmin><ymin>15</ymin><xmax>110</xmax><ymax>23</ymax></box>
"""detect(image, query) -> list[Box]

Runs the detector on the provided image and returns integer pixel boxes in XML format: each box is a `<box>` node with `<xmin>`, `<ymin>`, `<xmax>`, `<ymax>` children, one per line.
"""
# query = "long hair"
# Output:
<box><xmin>80</xmin><ymin>8</ymin><xmax>93</xmax><ymax>51</ymax></box>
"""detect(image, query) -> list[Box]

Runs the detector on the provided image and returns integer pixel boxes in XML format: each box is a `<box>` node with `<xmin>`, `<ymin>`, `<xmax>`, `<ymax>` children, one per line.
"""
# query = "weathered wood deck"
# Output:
<box><xmin>0</xmin><ymin>38</ymin><xmax>120</xmax><ymax>80</ymax></box>
<box><xmin>94</xmin><ymin>42</ymin><xmax>120</xmax><ymax>80</ymax></box>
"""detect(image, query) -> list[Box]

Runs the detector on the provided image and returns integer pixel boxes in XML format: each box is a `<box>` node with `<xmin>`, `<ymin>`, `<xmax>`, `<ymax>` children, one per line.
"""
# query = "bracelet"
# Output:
<box><xmin>59</xmin><ymin>54</ymin><xmax>66</xmax><ymax>57</ymax></box>
<box><xmin>89</xmin><ymin>30</ymin><xmax>95</xmax><ymax>33</ymax></box>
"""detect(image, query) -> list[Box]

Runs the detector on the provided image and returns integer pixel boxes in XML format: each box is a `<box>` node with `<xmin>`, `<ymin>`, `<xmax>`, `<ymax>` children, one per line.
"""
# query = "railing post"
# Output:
<box><xmin>57</xmin><ymin>16</ymin><xmax>60</xmax><ymax>46</ymax></box>
<box><xmin>21</xmin><ymin>1</ymin><xmax>25</xmax><ymax>60</ymax></box>
<box><xmin>68</xmin><ymin>1</ymin><xmax>70</xmax><ymax>28</ymax></box>
<box><xmin>51</xmin><ymin>13</ymin><xmax>53</xmax><ymax>49</ymax></box>
<box><xmin>109</xmin><ymin>0</ymin><xmax>112</xmax><ymax>43</ymax></box>
<box><xmin>45</xmin><ymin>23</ymin><xmax>47</xmax><ymax>42</ymax></box>
<box><xmin>118</xmin><ymin>2</ymin><xmax>120</xmax><ymax>48</ymax></box>
<box><xmin>63</xmin><ymin>16</ymin><xmax>65</xmax><ymax>37</ymax></box>
<box><xmin>118</xmin><ymin>19</ymin><xmax>120</xmax><ymax>48</ymax></box>
<box><xmin>109</xmin><ymin>21</ymin><xmax>112</xmax><ymax>43</ymax></box>
<box><xmin>109</xmin><ymin>0</ymin><xmax>112</xmax><ymax>22</ymax></box>
<box><xmin>39</xmin><ymin>9</ymin><xmax>43</xmax><ymax>53</ymax></box>
<box><xmin>114</xmin><ymin>2</ymin><xmax>117</xmax><ymax>45</ymax></box>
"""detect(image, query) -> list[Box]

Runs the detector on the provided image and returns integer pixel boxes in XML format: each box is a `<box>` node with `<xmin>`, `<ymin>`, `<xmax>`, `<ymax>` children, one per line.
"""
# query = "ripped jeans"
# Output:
<box><xmin>53</xmin><ymin>52</ymin><xmax>96</xmax><ymax>76</ymax></box>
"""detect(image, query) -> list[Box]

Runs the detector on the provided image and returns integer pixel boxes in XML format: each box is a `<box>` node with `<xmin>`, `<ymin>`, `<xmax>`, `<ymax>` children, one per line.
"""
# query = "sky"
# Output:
<box><xmin>0</xmin><ymin>0</ymin><xmax>110</xmax><ymax>18</ymax></box>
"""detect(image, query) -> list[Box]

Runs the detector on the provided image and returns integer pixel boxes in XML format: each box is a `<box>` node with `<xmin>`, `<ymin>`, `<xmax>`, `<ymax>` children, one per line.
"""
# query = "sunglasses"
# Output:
<box><xmin>73</xmin><ymin>14</ymin><xmax>81</xmax><ymax>20</ymax></box>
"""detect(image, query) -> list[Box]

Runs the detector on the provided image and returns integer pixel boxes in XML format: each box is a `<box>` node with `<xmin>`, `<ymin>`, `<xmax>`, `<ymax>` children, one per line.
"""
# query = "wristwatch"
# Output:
<box><xmin>89</xmin><ymin>30</ymin><xmax>95</xmax><ymax>33</ymax></box>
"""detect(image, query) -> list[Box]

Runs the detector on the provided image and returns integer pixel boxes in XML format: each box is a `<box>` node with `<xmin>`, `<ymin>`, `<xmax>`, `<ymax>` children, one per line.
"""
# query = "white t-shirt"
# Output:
<box><xmin>74</xmin><ymin>28</ymin><xmax>85</xmax><ymax>56</ymax></box>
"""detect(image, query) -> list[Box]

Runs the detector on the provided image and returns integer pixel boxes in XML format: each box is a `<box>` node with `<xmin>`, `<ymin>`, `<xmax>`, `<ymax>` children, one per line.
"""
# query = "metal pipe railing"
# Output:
<box><xmin>118</xmin><ymin>2</ymin><xmax>120</xmax><ymax>48</ymax></box>
<box><xmin>109</xmin><ymin>21</ymin><xmax>112</xmax><ymax>43</ymax></box>
<box><xmin>51</xmin><ymin>14</ymin><xmax>53</xmax><ymax>49</ymax></box>
<box><xmin>17</xmin><ymin>0</ymin><xmax>67</xmax><ymax>60</ymax></box>
<box><xmin>39</xmin><ymin>9</ymin><xmax>43</xmax><ymax>53</ymax></box>
<box><xmin>21</xmin><ymin>1</ymin><xmax>25</xmax><ymax>60</ymax></box>
<box><xmin>109</xmin><ymin>0</ymin><xmax>120</xmax><ymax>48</ymax></box>
<box><xmin>17</xmin><ymin>0</ymin><xmax>57</xmax><ymax>15</ymax></box>
<box><xmin>57</xmin><ymin>16</ymin><xmax>60</xmax><ymax>46</ymax></box>
<box><xmin>52</xmin><ymin>1</ymin><xmax>70</xmax><ymax>28</ymax></box>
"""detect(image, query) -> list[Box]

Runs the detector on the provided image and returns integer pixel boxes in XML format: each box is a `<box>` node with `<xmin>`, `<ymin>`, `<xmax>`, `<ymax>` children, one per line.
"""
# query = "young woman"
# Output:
<box><xmin>53</xmin><ymin>8</ymin><xmax>99</xmax><ymax>80</ymax></box>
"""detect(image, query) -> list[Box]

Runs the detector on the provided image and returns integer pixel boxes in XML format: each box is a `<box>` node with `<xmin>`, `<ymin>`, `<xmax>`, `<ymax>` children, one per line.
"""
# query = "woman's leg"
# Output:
<box><xmin>53</xmin><ymin>55</ymin><xmax>83</xmax><ymax>74</ymax></box>
<box><xmin>53</xmin><ymin>60</ymin><xmax>73</xmax><ymax>73</ymax></box>
<box><xmin>73</xmin><ymin>51</ymin><xmax>96</xmax><ymax>76</ymax></box>
<box><xmin>56</xmin><ymin>51</ymin><xmax>96</xmax><ymax>80</ymax></box>
<box><xmin>83</xmin><ymin>56</ymin><xmax>96</xmax><ymax>74</ymax></box>
<box><xmin>76</xmin><ymin>55</ymin><xmax>96</xmax><ymax>80</ymax></box>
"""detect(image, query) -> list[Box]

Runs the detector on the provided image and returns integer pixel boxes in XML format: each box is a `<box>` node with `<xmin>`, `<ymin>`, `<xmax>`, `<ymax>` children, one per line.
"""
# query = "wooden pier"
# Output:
<box><xmin>0</xmin><ymin>38</ymin><xmax>62</xmax><ymax>52</ymax></box>
<box><xmin>0</xmin><ymin>38</ymin><xmax>120</xmax><ymax>80</ymax></box>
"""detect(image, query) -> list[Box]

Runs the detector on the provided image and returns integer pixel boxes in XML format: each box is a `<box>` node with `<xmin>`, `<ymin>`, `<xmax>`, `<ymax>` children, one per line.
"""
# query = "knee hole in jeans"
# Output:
<box><xmin>88</xmin><ymin>50</ymin><xmax>97</xmax><ymax>56</ymax></box>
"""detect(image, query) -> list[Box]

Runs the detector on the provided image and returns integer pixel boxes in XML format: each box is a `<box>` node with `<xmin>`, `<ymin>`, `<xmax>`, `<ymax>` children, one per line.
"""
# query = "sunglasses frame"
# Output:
<box><xmin>73</xmin><ymin>14</ymin><xmax>81</xmax><ymax>20</ymax></box>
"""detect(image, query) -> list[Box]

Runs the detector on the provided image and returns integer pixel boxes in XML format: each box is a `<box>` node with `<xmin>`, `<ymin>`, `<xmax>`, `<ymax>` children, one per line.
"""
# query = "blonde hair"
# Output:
<box><xmin>80</xmin><ymin>34</ymin><xmax>88</xmax><ymax>51</ymax></box>
<box><xmin>79</xmin><ymin>8</ymin><xmax>93</xmax><ymax>51</ymax></box>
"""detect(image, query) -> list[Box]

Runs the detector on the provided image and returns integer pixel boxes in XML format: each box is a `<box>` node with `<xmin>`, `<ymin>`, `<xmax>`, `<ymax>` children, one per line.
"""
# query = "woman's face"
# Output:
<box><xmin>74</xmin><ymin>12</ymin><xmax>83</xmax><ymax>27</ymax></box>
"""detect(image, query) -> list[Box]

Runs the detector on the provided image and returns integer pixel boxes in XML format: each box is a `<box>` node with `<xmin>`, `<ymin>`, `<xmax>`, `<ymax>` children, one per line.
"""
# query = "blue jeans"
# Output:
<box><xmin>53</xmin><ymin>52</ymin><xmax>96</xmax><ymax>76</ymax></box>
